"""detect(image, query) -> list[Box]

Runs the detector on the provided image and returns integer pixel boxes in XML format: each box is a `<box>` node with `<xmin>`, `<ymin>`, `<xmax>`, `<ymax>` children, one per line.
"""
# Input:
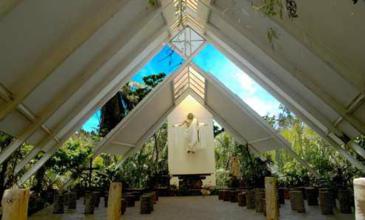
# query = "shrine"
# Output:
<box><xmin>0</xmin><ymin>0</ymin><xmax>364</xmax><ymax>219</ymax></box>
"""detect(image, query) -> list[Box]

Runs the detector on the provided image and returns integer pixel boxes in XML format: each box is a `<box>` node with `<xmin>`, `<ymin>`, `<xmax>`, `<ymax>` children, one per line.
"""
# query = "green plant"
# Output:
<box><xmin>267</xmin><ymin>27</ymin><xmax>278</xmax><ymax>48</ymax></box>
<box><xmin>253</xmin><ymin>0</ymin><xmax>284</xmax><ymax>18</ymax></box>
<box><xmin>147</xmin><ymin>0</ymin><xmax>158</xmax><ymax>7</ymax></box>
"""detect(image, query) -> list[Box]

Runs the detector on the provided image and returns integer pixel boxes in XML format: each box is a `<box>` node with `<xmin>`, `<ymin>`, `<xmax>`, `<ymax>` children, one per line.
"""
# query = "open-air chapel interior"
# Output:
<box><xmin>0</xmin><ymin>0</ymin><xmax>364</xmax><ymax>219</ymax></box>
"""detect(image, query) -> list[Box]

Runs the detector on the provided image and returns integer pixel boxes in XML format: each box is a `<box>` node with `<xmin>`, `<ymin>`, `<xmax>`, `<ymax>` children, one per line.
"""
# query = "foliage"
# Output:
<box><xmin>253</xmin><ymin>0</ymin><xmax>284</xmax><ymax>18</ymax></box>
<box><xmin>100</xmin><ymin>73</ymin><xmax>166</xmax><ymax>136</ymax></box>
<box><xmin>117</xmin><ymin>123</ymin><xmax>169</xmax><ymax>189</ymax></box>
<box><xmin>215</xmin><ymin>132</ymin><xmax>272</xmax><ymax>188</ymax></box>
<box><xmin>147</xmin><ymin>0</ymin><xmax>159</xmax><ymax>7</ymax></box>
<box><xmin>266</xmin><ymin>28</ymin><xmax>278</xmax><ymax>48</ymax></box>
<box><xmin>265</xmin><ymin>105</ymin><xmax>364</xmax><ymax>188</ymax></box>
<box><xmin>215</xmin><ymin>132</ymin><xmax>236</xmax><ymax>186</ymax></box>
<box><xmin>0</xmin><ymin>131</ymin><xmax>33</xmax><ymax>195</ymax></box>
<box><xmin>352</xmin><ymin>0</ymin><xmax>365</xmax><ymax>4</ymax></box>
<box><xmin>46</xmin><ymin>131</ymin><xmax>94</xmax><ymax>176</ymax></box>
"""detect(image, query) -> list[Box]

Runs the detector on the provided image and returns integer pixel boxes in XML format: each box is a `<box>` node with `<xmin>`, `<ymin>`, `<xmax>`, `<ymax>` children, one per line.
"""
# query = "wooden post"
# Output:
<box><xmin>265</xmin><ymin>177</ymin><xmax>279</xmax><ymax>220</ymax></box>
<box><xmin>1</xmin><ymin>187</ymin><xmax>30</xmax><ymax>220</ymax></box>
<box><xmin>107</xmin><ymin>182</ymin><xmax>122</xmax><ymax>220</ymax></box>
<box><xmin>354</xmin><ymin>178</ymin><xmax>365</xmax><ymax>220</ymax></box>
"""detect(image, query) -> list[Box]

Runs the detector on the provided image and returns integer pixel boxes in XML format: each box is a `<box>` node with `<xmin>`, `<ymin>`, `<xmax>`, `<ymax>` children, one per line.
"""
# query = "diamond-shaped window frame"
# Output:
<box><xmin>170</xmin><ymin>26</ymin><xmax>206</xmax><ymax>58</ymax></box>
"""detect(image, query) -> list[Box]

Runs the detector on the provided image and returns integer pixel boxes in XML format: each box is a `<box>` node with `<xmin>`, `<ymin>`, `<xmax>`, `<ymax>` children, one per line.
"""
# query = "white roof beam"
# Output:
<box><xmin>192</xmin><ymin>63</ymin><xmax>319</xmax><ymax>177</ymax></box>
<box><xmin>205</xmin><ymin>26</ymin><xmax>337</xmax><ymax>136</ymax></box>
<box><xmin>14</xmin><ymin>29</ymin><xmax>168</xmax><ymax>177</ymax></box>
<box><xmin>0</xmin><ymin>0</ymin><xmax>22</xmax><ymax>21</ymax></box>
<box><xmin>0</xmin><ymin>0</ymin><xmax>133</xmax><ymax>120</ymax></box>
<box><xmin>94</xmin><ymin>64</ymin><xmax>179</xmax><ymax>155</ymax></box>
<box><xmin>0</xmin><ymin>4</ymin><xmax>166</xmax><ymax>165</ymax></box>
<box><xmin>17</xmin><ymin>94</ymin><xmax>104</xmax><ymax>185</ymax></box>
<box><xmin>204</xmin><ymin>25</ymin><xmax>365</xmax><ymax>171</ymax></box>
<box><xmin>204</xmin><ymin>1</ymin><xmax>364</xmax><ymax>135</ymax></box>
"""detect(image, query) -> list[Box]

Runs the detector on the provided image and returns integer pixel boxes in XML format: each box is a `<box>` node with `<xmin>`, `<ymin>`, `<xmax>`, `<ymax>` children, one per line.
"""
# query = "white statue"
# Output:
<box><xmin>173</xmin><ymin>113</ymin><xmax>207</xmax><ymax>154</ymax></box>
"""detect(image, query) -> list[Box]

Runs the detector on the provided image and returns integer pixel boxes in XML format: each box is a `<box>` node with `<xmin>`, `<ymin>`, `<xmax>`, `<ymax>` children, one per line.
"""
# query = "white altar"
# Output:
<box><xmin>167</xmin><ymin>95</ymin><xmax>216</xmax><ymax>187</ymax></box>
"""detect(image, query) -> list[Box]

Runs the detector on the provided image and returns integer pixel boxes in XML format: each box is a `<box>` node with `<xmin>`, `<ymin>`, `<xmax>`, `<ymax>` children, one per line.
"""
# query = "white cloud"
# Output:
<box><xmin>243</xmin><ymin>96</ymin><xmax>280</xmax><ymax>116</ymax></box>
<box><xmin>233</xmin><ymin>71</ymin><xmax>257</xmax><ymax>94</ymax></box>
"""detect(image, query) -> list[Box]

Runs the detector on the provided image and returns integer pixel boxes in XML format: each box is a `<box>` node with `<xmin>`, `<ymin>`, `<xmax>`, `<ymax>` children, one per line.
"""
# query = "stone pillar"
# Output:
<box><xmin>222</xmin><ymin>190</ymin><xmax>230</xmax><ymax>202</ymax></box>
<box><xmin>107</xmin><ymin>182</ymin><xmax>122</xmax><ymax>220</ymax></box>
<box><xmin>121</xmin><ymin>198</ymin><xmax>127</xmax><ymax>215</ymax></box>
<box><xmin>230</xmin><ymin>190</ymin><xmax>238</xmax><ymax>203</ymax></box>
<box><xmin>319</xmin><ymin>190</ymin><xmax>333</xmax><ymax>215</ymax></box>
<box><xmin>265</xmin><ymin>177</ymin><xmax>279</xmax><ymax>220</ymax></box>
<box><xmin>292</xmin><ymin>191</ymin><xmax>305</xmax><ymax>213</ymax></box>
<box><xmin>338</xmin><ymin>189</ymin><xmax>352</xmax><ymax>214</ymax></box>
<box><xmin>53</xmin><ymin>191</ymin><xmax>64</xmax><ymax>214</ymax></box>
<box><xmin>93</xmin><ymin>191</ymin><xmax>100</xmax><ymax>208</ymax></box>
<box><xmin>354</xmin><ymin>178</ymin><xmax>365</xmax><ymax>219</ymax></box>
<box><xmin>218</xmin><ymin>190</ymin><xmax>223</xmax><ymax>200</ymax></box>
<box><xmin>305</xmin><ymin>187</ymin><xmax>318</xmax><ymax>206</ymax></box>
<box><xmin>67</xmin><ymin>192</ymin><xmax>77</xmax><ymax>209</ymax></box>
<box><xmin>246</xmin><ymin>190</ymin><xmax>256</xmax><ymax>209</ymax></box>
<box><xmin>238</xmin><ymin>192</ymin><xmax>246</xmax><ymax>207</ymax></box>
<box><xmin>84</xmin><ymin>192</ymin><xmax>95</xmax><ymax>214</ymax></box>
<box><xmin>1</xmin><ymin>187</ymin><xmax>30</xmax><ymax>220</ymax></box>
<box><xmin>104</xmin><ymin>193</ymin><xmax>109</xmax><ymax>208</ymax></box>
<box><xmin>278</xmin><ymin>188</ymin><xmax>285</xmax><ymax>204</ymax></box>
<box><xmin>255</xmin><ymin>189</ymin><xmax>265</xmax><ymax>213</ymax></box>
<box><xmin>140</xmin><ymin>194</ymin><xmax>153</xmax><ymax>214</ymax></box>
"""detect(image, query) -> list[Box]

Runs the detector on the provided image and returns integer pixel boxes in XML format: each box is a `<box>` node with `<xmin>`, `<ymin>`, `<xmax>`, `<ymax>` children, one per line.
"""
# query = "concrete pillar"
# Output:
<box><xmin>354</xmin><ymin>178</ymin><xmax>365</xmax><ymax>219</ymax></box>
<box><xmin>265</xmin><ymin>177</ymin><xmax>279</xmax><ymax>220</ymax></box>
<box><xmin>1</xmin><ymin>187</ymin><xmax>30</xmax><ymax>220</ymax></box>
<box><xmin>107</xmin><ymin>182</ymin><xmax>122</xmax><ymax>220</ymax></box>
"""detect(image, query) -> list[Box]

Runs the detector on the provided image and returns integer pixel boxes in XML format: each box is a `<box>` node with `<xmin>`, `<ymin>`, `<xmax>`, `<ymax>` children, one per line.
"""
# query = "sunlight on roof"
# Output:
<box><xmin>193</xmin><ymin>44</ymin><xmax>281</xmax><ymax>117</ymax></box>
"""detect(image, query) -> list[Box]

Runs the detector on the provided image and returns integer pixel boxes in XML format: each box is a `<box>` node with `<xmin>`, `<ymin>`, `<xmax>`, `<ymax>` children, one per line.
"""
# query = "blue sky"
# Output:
<box><xmin>131</xmin><ymin>44</ymin><xmax>184</xmax><ymax>82</ymax></box>
<box><xmin>193</xmin><ymin>44</ymin><xmax>281</xmax><ymax>116</ymax></box>
<box><xmin>82</xmin><ymin>44</ymin><xmax>281</xmax><ymax>132</ymax></box>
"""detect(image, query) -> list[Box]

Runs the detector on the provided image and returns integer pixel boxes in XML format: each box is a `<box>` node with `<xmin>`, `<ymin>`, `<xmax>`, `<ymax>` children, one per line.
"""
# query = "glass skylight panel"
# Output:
<box><xmin>173</xmin><ymin>66</ymin><xmax>205</xmax><ymax>100</ymax></box>
<box><xmin>171</xmin><ymin>26</ymin><xmax>205</xmax><ymax>58</ymax></box>
<box><xmin>193</xmin><ymin>44</ymin><xmax>282</xmax><ymax>117</ymax></box>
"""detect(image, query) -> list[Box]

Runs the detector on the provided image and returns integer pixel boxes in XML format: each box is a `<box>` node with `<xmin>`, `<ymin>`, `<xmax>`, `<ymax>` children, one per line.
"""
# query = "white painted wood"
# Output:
<box><xmin>0</xmin><ymin>0</ymin><xmax>131</xmax><ymax>120</ymax></box>
<box><xmin>0</xmin><ymin>0</ymin><xmax>165</xmax><ymax>167</ymax></box>
<box><xmin>203</xmin><ymin>1</ymin><xmax>365</xmax><ymax>134</ymax></box>
<box><xmin>16</xmin><ymin>29</ymin><xmax>168</xmax><ymax>184</ymax></box>
<box><xmin>167</xmin><ymin>95</ymin><xmax>216</xmax><ymax>177</ymax></box>
<box><xmin>0</xmin><ymin>0</ymin><xmax>22</xmax><ymax>21</ymax></box>
<box><xmin>205</xmin><ymin>25</ymin><xmax>365</xmax><ymax>172</ymax></box>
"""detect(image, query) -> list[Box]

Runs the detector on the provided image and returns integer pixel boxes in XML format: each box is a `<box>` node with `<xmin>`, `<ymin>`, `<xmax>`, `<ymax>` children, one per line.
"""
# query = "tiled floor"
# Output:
<box><xmin>30</xmin><ymin>196</ymin><xmax>354</xmax><ymax>220</ymax></box>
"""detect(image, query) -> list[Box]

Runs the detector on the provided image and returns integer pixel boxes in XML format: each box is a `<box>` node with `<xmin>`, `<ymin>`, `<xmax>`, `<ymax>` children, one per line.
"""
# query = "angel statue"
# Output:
<box><xmin>173</xmin><ymin>113</ymin><xmax>207</xmax><ymax>154</ymax></box>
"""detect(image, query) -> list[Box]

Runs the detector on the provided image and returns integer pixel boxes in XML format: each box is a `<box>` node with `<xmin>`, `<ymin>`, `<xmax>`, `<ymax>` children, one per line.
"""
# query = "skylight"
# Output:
<box><xmin>173</xmin><ymin>65</ymin><xmax>205</xmax><ymax>100</ymax></box>
<box><xmin>171</xmin><ymin>26</ymin><xmax>205</xmax><ymax>58</ymax></box>
<box><xmin>82</xmin><ymin>45</ymin><xmax>184</xmax><ymax>132</ymax></box>
<box><xmin>193</xmin><ymin>44</ymin><xmax>282</xmax><ymax>117</ymax></box>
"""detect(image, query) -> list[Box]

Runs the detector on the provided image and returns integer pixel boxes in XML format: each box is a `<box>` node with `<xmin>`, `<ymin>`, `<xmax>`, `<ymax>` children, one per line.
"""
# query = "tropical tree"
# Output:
<box><xmin>100</xmin><ymin>73</ymin><xmax>166</xmax><ymax>136</ymax></box>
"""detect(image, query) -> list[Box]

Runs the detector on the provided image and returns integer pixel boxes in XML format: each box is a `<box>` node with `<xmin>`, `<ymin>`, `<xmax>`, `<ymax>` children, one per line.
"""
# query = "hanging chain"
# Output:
<box><xmin>175</xmin><ymin>0</ymin><xmax>187</xmax><ymax>27</ymax></box>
